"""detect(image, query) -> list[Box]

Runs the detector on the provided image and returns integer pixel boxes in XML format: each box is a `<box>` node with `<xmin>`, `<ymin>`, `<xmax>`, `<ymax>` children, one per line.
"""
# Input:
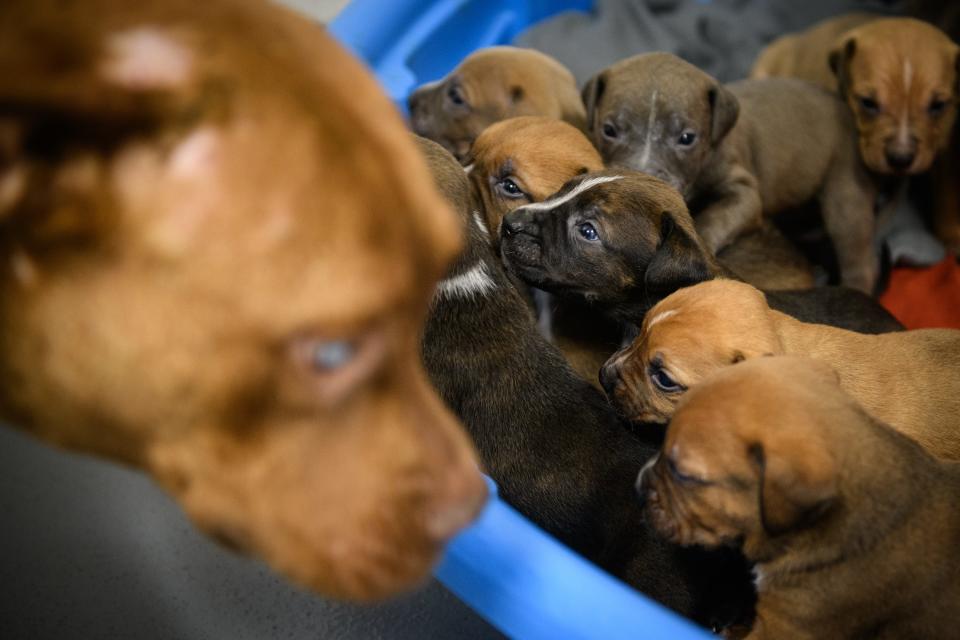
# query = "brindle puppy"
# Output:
<box><xmin>499</xmin><ymin>170</ymin><xmax>901</xmax><ymax>333</ymax></box>
<box><xmin>417</xmin><ymin>136</ymin><xmax>755</xmax><ymax>631</ymax></box>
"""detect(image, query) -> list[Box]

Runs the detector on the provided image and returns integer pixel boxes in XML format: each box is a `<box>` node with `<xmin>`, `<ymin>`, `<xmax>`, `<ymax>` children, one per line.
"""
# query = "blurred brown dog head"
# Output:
<box><xmin>601</xmin><ymin>279</ymin><xmax>780</xmax><ymax>424</ymax></box>
<box><xmin>830</xmin><ymin>18</ymin><xmax>960</xmax><ymax>175</ymax></box>
<box><xmin>637</xmin><ymin>356</ymin><xmax>841</xmax><ymax>558</ymax></box>
<box><xmin>408</xmin><ymin>47</ymin><xmax>586</xmax><ymax>161</ymax></box>
<box><xmin>466</xmin><ymin>116</ymin><xmax>602</xmax><ymax>240</ymax></box>
<box><xmin>0</xmin><ymin>0</ymin><xmax>485</xmax><ymax>601</ymax></box>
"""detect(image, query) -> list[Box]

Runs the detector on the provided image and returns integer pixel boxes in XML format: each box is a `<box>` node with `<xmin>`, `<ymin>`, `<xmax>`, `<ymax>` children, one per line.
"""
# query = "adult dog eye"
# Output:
<box><xmin>929</xmin><ymin>98</ymin><xmax>948</xmax><ymax>117</ymax></box>
<box><xmin>677</xmin><ymin>131</ymin><xmax>697</xmax><ymax>146</ymax></box>
<box><xmin>497</xmin><ymin>178</ymin><xmax>526</xmax><ymax>199</ymax></box>
<box><xmin>447</xmin><ymin>84</ymin><xmax>467</xmax><ymax>107</ymax></box>
<box><xmin>578</xmin><ymin>222</ymin><xmax>600</xmax><ymax>241</ymax></box>
<box><xmin>857</xmin><ymin>95</ymin><xmax>880</xmax><ymax>115</ymax></box>
<box><xmin>649</xmin><ymin>366</ymin><xmax>683</xmax><ymax>393</ymax></box>
<box><xmin>602</xmin><ymin>122</ymin><xmax>618</xmax><ymax>140</ymax></box>
<box><xmin>290</xmin><ymin>331</ymin><xmax>386</xmax><ymax>405</ymax></box>
<box><xmin>311</xmin><ymin>341</ymin><xmax>354</xmax><ymax>371</ymax></box>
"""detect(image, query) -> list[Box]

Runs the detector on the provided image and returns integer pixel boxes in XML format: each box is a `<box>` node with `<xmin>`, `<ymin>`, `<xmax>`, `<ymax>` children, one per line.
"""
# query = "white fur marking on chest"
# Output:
<box><xmin>437</xmin><ymin>262</ymin><xmax>496</xmax><ymax>300</ymax></box>
<box><xmin>638</xmin><ymin>90</ymin><xmax>659</xmax><ymax>169</ymax></box>
<box><xmin>472</xmin><ymin>211</ymin><xmax>490</xmax><ymax>238</ymax></box>
<box><xmin>516</xmin><ymin>175</ymin><xmax>624</xmax><ymax>213</ymax></box>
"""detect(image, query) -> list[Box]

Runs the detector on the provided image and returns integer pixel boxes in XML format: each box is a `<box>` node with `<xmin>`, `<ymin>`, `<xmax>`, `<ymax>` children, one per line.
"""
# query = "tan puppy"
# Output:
<box><xmin>0</xmin><ymin>0</ymin><xmax>485</xmax><ymax>600</ymax></box>
<box><xmin>467</xmin><ymin>116</ymin><xmax>603</xmax><ymax>236</ymax></box>
<box><xmin>603</xmin><ymin>279</ymin><xmax>960</xmax><ymax>459</ymax></box>
<box><xmin>408</xmin><ymin>47</ymin><xmax>585</xmax><ymax>161</ymax></box>
<box><xmin>638</xmin><ymin>356</ymin><xmax>960</xmax><ymax>640</ymax></box>
<box><xmin>752</xmin><ymin>15</ymin><xmax>960</xmax><ymax>176</ymax></box>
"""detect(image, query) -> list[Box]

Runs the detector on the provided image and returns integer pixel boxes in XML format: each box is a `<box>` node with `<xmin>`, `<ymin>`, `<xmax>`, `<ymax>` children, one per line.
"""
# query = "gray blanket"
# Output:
<box><xmin>517</xmin><ymin>0</ymin><xmax>945</xmax><ymax>268</ymax></box>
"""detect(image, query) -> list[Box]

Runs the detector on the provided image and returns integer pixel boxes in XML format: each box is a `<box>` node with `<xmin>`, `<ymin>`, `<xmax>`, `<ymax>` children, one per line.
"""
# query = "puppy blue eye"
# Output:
<box><xmin>602</xmin><ymin>122</ymin><xmax>618</xmax><ymax>139</ymax></box>
<box><xmin>650</xmin><ymin>366</ymin><xmax>683</xmax><ymax>393</ymax></box>
<box><xmin>929</xmin><ymin>98</ymin><xmax>948</xmax><ymax>116</ymax></box>
<box><xmin>858</xmin><ymin>95</ymin><xmax>880</xmax><ymax>114</ymax></box>
<box><xmin>677</xmin><ymin>131</ymin><xmax>697</xmax><ymax>146</ymax></box>
<box><xmin>578</xmin><ymin>222</ymin><xmax>600</xmax><ymax>241</ymax></box>
<box><xmin>312</xmin><ymin>341</ymin><xmax>355</xmax><ymax>371</ymax></box>
<box><xmin>447</xmin><ymin>84</ymin><xmax>466</xmax><ymax>107</ymax></box>
<box><xmin>497</xmin><ymin>178</ymin><xmax>525</xmax><ymax>198</ymax></box>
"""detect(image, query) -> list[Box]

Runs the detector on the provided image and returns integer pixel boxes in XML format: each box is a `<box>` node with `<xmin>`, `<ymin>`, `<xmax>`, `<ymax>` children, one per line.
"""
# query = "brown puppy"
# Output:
<box><xmin>499</xmin><ymin>170</ymin><xmax>901</xmax><ymax>334</ymax></box>
<box><xmin>0</xmin><ymin>0</ymin><xmax>485</xmax><ymax>600</ymax></box>
<box><xmin>464</xmin><ymin>116</ymin><xmax>618</xmax><ymax>383</ymax></box>
<box><xmin>467</xmin><ymin>116</ymin><xmax>603</xmax><ymax>236</ymax></box>
<box><xmin>638</xmin><ymin>356</ymin><xmax>960</xmax><ymax>640</ymax></box>
<box><xmin>751</xmin><ymin>15</ymin><xmax>960</xmax><ymax>176</ymax></box>
<box><xmin>408</xmin><ymin>46</ymin><xmax>585</xmax><ymax>161</ymax></box>
<box><xmin>603</xmin><ymin>279</ymin><xmax>960</xmax><ymax>459</ymax></box>
<box><xmin>582</xmin><ymin>53</ymin><xmax>878</xmax><ymax>292</ymax></box>
<box><xmin>471</xmin><ymin>116</ymin><xmax>812</xmax><ymax>290</ymax></box>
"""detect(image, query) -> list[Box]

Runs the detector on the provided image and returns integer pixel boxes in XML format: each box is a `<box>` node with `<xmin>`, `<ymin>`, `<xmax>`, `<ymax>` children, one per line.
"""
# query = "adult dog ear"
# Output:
<box><xmin>580</xmin><ymin>71</ymin><xmax>607</xmax><ymax>135</ymax></box>
<box><xmin>644</xmin><ymin>212</ymin><xmax>715</xmax><ymax>298</ymax></box>
<box><xmin>828</xmin><ymin>38</ymin><xmax>856</xmax><ymax>99</ymax></box>
<box><xmin>750</xmin><ymin>442</ymin><xmax>837</xmax><ymax>536</ymax></box>
<box><xmin>708</xmin><ymin>83</ymin><xmax>739</xmax><ymax>145</ymax></box>
<box><xmin>0</xmin><ymin>26</ymin><xmax>202</xmax><ymax>251</ymax></box>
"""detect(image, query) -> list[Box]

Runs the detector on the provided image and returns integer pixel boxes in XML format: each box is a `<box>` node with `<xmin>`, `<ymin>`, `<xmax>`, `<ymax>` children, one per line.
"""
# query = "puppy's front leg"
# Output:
<box><xmin>694</xmin><ymin>168</ymin><xmax>762</xmax><ymax>254</ymax></box>
<box><xmin>820</xmin><ymin>172</ymin><xmax>878</xmax><ymax>294</ymax></box>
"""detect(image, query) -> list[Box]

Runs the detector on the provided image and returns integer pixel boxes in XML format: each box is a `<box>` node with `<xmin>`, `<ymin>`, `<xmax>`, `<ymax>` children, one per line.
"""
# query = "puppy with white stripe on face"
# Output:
<box><xmin>416</xmin><ymin>136</ymin><xmax>757</xmax><ymax>631</ymax></box>
<box><xmin>499</xmin><ymin>170</ymin><xmax>902</xmax><ymax>334</ymax></box>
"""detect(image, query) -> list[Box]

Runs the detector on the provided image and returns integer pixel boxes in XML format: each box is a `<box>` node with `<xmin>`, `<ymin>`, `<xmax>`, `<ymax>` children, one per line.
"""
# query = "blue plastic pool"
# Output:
<box><xmin>330</xmin><ymin>2</ymin><xmax>715</xmax><ymax>638</ymax></box>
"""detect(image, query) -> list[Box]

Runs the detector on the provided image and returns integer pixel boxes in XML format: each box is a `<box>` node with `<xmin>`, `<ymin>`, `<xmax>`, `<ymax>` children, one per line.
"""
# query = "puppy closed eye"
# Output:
<box><xmin>856</xmin><ymin>95</ymin><xmax>880</xmax><ymax>115</ymax></box>
<box><xmin>667</xmin><ymin>457</ymin><xmax>706</xmax><ymax>485</ymax></box>
<box><xmin>446</xmin><ymin>84</ymin><xmax>468</xmax><ymax>108</ymax></box>
<box><xmin>289</xmin><ymin>330</ymin><xmax>387</xmax><ymax>405</ymax></box>
<box><xmin>928</xmin><ymin>97</ymin><xmax>949</xmax><ymax>117</ymax></box>
<box><xmin>649</xmin><ymin>365</ymin><xmax>685</xmax><ymax>393</ymax></box>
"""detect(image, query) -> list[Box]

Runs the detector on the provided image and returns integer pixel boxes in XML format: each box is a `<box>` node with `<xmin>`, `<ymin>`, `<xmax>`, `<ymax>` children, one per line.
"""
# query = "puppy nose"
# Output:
<box><xmin>885</xmin><ymin>148</ymin><xmax>915</xmax><ymax>171</ymax></box>
<box><xmin>599</xmin><ymin>361</ymin><xmax>620</xmax><ymax>397</ymax></box>
<box><xmin>500</xmin><ymin>211</ymin><xmax>534</xmax><ymax>238</ymax></box>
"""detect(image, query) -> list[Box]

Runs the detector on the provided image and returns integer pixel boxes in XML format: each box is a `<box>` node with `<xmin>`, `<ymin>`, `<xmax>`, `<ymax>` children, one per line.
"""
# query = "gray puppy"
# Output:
<box><xmin>582</xmin><ymin>52</ymin><xmax>878</xmax><ymax>293</ymax></box>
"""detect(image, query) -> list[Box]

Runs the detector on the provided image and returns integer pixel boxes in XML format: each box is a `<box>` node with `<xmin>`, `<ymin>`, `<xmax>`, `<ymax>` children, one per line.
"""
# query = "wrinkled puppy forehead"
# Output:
<box><xmin>604</xmin><ymin>53</ymin><xmax>715</xmax><ymax>109</ymax></box>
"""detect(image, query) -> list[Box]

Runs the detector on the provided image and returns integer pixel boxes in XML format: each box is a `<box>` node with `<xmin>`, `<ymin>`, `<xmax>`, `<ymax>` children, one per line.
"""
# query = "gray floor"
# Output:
<box><xmin>0</xmin><ymin>427</ymin><xmax>500</xmax><ymax>639</ymax></box>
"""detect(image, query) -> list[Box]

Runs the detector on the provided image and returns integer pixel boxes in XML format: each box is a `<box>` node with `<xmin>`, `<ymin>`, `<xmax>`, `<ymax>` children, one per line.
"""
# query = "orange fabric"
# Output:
<box><xmin>880</xmin><ymin>257</ymin><xmax>960</xmax><ymax>329</ymax></box>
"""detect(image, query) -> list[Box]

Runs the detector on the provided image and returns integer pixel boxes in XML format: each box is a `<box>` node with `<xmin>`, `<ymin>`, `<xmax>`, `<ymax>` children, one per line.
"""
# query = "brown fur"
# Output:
<box><xmin>605</xmin><ymin>279</ymin><xmax>960</xmax><ymax>459</ymax></box>
<box><xmin>408</xmin><ymin>47</ymin><xmax>585</xmax><ymax>161</ymax></box>
<box><xmin>584</xmin><ymin>53</ymin><xmax>877</xmax><ymax>292</ymax></box>
<box><xmin>0</xmin><ymin>0</ymin><xmax>486</xmax><ymax>601</ymax></box>
<box><xmin>752</xmin><ymin>15</ymin><xmax>960</xmax><ymax>177</ymax></box>
<box><xmin>638</xmin><ymin>356</ymin><xmax>960</xmax><ymax>639</ymax></box>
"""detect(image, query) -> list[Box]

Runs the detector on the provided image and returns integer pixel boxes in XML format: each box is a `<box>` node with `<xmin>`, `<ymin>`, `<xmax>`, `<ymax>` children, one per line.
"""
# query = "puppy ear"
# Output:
<box><xmin>828</xmin><ymin>38</ymin><xmax>856</xmax><ymax>99</ymax></box>
<box><xmin>644</xmin><ymin>211</ymin><xmax>715</xmax><ymax>297</ymax></box>
<box><xmin>750</xmin><ymin>443</ymin><xmax>837</xmax><ymax>536</ymax></box>
<box><xmin>581</xmin><ymin>71</ymin><xmax>607</xmax><ymax>134</ymax></box>
<box><xmin>708</xmin><ymin>84</ymin><xmax>739</xmax><ymax>145</ymax></box>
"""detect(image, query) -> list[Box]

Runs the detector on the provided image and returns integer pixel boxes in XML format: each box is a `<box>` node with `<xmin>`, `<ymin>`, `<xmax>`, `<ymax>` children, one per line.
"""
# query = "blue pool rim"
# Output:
<box><xmin>330</xmin><ymin>2</ymin><xmax>715</xmax><ymax>637</ymax></box>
